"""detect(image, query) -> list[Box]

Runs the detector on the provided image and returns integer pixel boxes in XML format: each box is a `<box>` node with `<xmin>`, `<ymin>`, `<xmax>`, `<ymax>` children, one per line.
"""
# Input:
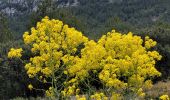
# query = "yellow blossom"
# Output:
<box><xmin>8</xmin><ymin>48</ymin><xmax>23</xmax><ymax>58</ymax></box>
<box><xmin>160</xmin><ymin>95</ymin><xmax>170</xmax><ymax>100</ymax></box>
<box><xmin>28</xmin><ymin>84</ymin><xmax>33</xmax><ymax>90</ymax></box>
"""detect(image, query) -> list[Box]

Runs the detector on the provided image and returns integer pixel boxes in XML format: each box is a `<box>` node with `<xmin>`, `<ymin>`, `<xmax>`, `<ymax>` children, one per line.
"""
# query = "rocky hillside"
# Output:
<box><xmin>1</xmin><ymin>0</ymin><xmax>170</xmax><ymax>37</ymax></box>
<box><xmin>0</xmin><ymin>0</ymin><xmax>80</xmax><ymax>16</ymax></box>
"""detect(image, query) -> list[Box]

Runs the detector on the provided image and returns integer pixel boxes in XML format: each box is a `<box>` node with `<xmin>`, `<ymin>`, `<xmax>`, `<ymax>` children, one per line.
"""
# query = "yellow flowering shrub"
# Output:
<box><xmin>9</xmin><ymin>16</ymin><xmax>88</xmax><ymax>98</ymax></box>
<box><xmin>26</xmin><ymin>16</ymin><xmax>87</xmax><ymax>96</ymax></box>
<box><xmin>8</xmin><ymin>16</ymin><xmax>162</xmax><ymax>99</ymax></box>
<box><xmin>62</xmin><ymin>30</ymin><xmax>162</xmax><ymax>98</ymax></box>
<box><xmin>97</xmin><ymin>31</ymin><xmax>161</xmax><ymax>95</ymax></box>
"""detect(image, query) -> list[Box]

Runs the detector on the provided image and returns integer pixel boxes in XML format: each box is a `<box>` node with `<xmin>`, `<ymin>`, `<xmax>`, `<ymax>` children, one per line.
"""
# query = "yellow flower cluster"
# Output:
<box><xmin>64</xmin><ymin>85</ymin><xmax>76</xmax><ymax>96</ymax></box>
<box><xmin>76</xmin><ymin>93</ymin><xmax>108</xmax><ymax>100</ymax></box>
<box><xmin>41</xmin><ymin>67</ymin><xmax>52</xmax><ymax>76</ymax></box>
<box><xmin>65</xmin><ymin>40</ymin><xmax>106</xmax><ymax>79</ymax></box>
<box><xmin>110</xmin><ymin>92</ymin><xmax>122</xmax><ymax>100</ymax></box>
<box><xmin>65</xmin><ymin>30</ymin><xmax>161</xmax><ymax>97</ymax></box>
<box><xmin>8</xmin><ymin>48</ymin><xmax>23</xmax><ymax>58</ymax></box>
<box><xmin>97</xmin><ymin>31</ymin><xmax>161</xmax><ymax>94</ymax></box>
<box><xmin>18</xmin><ymin>16</ymin><xmax>88</xmax><ymax>96</ymax></box>
<box><xmin>145</xmin><ymin>36</ymin><xmax>157</xmax><ymax>49</ymax></box>
<box><xmin>90</xmin><ymin>92</ymin><xmax>108</xmax><ymax>100</ymax></box>
<box><xmin>28</xmin><ymin>84</ymin><xmax>33</xmax><ymax>90</ymax></box>
<box><xmin>23</xmin><ymin>16</ymin><xmax>87</xmax><ymax>54</ymax></box>
<box><xmin>76</xmin><ymin>95</ymin><xmax>86</xmax><ymax>100</ymax></box>
<box><xmin>160</xmin><ymin>95</ymin><xmax>170</xmax><ymax>100</ymax></box>
<box><xmin>46</xmin><ymin>87</ymin><xmax>55</xmax><ymax>97</ymax></box>
<box><xmin>137</xmin><ymin>88</ymin><xmax>145</xmax><ymax>97</ymax></box>
<box><xmin>21</xmin><ymin>16</ymin><xmax>88</xmax><ymax>80</ymax></box>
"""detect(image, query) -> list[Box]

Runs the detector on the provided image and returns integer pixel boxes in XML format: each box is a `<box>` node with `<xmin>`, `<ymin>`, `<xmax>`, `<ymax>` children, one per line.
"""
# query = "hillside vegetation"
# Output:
<box><xmin>0</xmin><ymin>0</ymin><xmax>170</xmax><ymax>99</ymax></box>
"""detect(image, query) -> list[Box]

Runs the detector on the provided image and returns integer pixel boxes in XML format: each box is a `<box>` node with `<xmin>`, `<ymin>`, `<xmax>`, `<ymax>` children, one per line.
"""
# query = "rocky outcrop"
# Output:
<box><xmin>0</xmin><ymin>0</ymin><xmax>80</xmax><ymax>16</ymax></box>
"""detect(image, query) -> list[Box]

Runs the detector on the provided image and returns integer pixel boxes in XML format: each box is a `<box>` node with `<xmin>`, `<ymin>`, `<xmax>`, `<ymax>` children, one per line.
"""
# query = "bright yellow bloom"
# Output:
<box><xmin>90</xmin><ymin>92</ymin><xmax>108</xmax><ymax>100</ymax></box>
<box><xmin>160</xmin><ymin>95</ymin><xmax>170</xmax><ymax>100</ymax></box>
<box><xmin>145</xmin><ymin>36</ymin><xmax>157</xmax><ymax>49</ymax></box>
<box><xmin>110</xmin><ymin>92</ymin><xmax>122</xmax><ymax>100</ymax></box>
<box><xmin>76</xmin><ymin>95</ymin><xmax>86</xmax><ymax>100</ymax></box>
<box><xmin>28</xmin><ymin>84</ymin><xmax>33</xmax><ymax>90</ymax></box>
<box><xmin>8</xmin><ymin>48</ymin><xmax>23</xmax><ymax>58</ymax></box>
<box><xmin>41</xmin><ymin>67</ymin><xmax>52</xmax><ymax>76</ymax></box>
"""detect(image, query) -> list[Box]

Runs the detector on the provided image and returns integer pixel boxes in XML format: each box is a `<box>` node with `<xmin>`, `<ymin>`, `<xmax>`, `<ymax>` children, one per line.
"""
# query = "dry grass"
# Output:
<box><xmin>145</xmin><ymin>81</ymin><xmax>170</xmax><ymax>99</ymax></box>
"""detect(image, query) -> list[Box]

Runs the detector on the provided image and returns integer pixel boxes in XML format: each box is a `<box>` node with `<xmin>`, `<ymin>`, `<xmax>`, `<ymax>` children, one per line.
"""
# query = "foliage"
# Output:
<box><xmin>0</xmin><ymin>40</ymin><xmax>27</xmax><ymax>99</ymax></box>
<box><xmin>0</xmin><ymin>12</ymin><xmax>13</xmax><ymax>42</ymax></box>
<box><xmin>8</xmin><ymin>17</ymin><xmax>163</xmax><ymax>99</ymax></box>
